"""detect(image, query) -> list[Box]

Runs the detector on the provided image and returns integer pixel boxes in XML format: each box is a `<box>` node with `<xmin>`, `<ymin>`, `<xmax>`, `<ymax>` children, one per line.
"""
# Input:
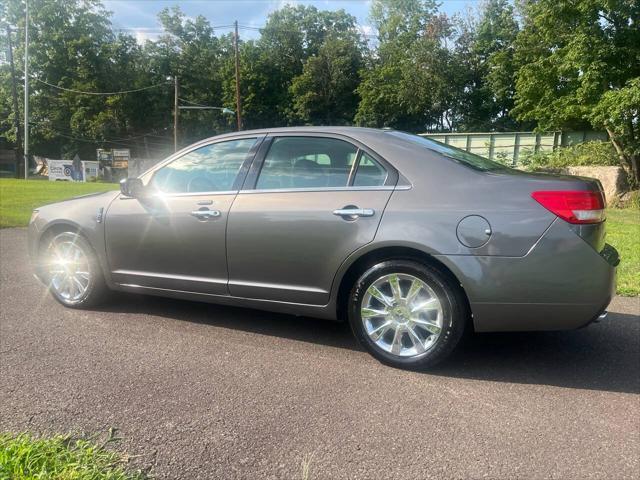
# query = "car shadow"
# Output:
<box><xmin>94</xmin><ymin>292</ymin><xmax>359</xmax><ymax>351</ymax></box>
<box><xmin>95</xmin><ymin>293</ymin><xmax>639</xmax><ymax>395</ymax></box>
<box><xmin>431</xmin><ymin>316</ymin><xmax>640</xmax><ymax>395</ymax></box>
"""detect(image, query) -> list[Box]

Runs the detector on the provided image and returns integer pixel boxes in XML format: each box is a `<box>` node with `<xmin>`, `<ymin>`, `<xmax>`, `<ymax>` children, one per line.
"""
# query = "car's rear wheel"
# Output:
<box><xmin>42</xmin><ymin>231</ymin><xmax>107</xmax><ymax>308</ymax></box>
<box><xmin>347</xmin><ymin>260</ymin><xmax>467</xmax><ymax>369</ymax></box>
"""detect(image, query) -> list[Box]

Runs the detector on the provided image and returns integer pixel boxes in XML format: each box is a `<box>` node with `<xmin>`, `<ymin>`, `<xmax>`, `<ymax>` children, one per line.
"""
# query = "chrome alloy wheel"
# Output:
<box><xmin>361</xmin><ymin>273</ymin><xmax>444</xmax><ymax>357</ymax></box>
<box><xmin>46</xmin><ymin>237</ymin><xmax>91</xmax><ymax>304</ymax></box>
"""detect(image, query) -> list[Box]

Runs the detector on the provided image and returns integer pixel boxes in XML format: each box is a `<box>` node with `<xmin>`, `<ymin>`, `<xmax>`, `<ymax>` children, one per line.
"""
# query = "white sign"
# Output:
<box><xmin>81</xmin><ymin>161</ymin><xmax>99</xmax><ymax>181</ymax></box>
<box><xmin>48</xmin><ymin>159</ymin><xmax>75</xmax><ymax>181</ymax></box>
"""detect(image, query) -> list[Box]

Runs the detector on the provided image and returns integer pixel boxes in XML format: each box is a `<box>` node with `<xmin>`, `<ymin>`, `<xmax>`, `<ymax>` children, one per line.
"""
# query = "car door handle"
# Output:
<box><xmin>333</xmin><ymin>208</ymin><xmax>375</xmax><ymax>218</ymax></box>
<box><xmin>190</xmin><ymin>209</ymin><xmax>221</xmax><ymax>219</ymax></box>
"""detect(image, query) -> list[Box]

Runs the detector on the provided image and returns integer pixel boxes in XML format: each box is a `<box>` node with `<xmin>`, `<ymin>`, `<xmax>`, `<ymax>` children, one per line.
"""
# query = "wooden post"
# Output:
<box><xmin>488</xmin><ymin>134</ymin><xmax>495</xmax><ymax>160</ymax></box>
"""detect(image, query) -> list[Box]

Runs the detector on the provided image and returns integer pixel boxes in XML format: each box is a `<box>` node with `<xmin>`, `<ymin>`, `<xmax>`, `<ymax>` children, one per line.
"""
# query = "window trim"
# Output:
<box><xmin>242</xmin><ymin>132</ymin><xmax>397</xmax><ymax>193</ymax></box>
<box><xmin>139</xmin><ymin>134</ymin><xmax>266</xmax><ymax>196</ymax></box>
<box><xmin>345</xmin><ymin>149</ymin><xmax>361</xmax><ymax>186</ymax></box>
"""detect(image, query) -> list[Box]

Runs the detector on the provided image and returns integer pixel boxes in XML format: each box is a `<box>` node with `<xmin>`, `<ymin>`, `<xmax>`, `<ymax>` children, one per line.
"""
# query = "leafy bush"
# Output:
<box><xmin>519</xmin><ymin>141</ymin><xmax>619</xmax><ymax>171</ymax></box>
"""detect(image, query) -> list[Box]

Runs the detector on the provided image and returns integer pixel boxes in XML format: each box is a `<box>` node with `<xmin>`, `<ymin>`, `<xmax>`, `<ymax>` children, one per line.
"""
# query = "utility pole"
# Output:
<box><xmin>6</xmin><ymin>25</ymin><xmax>22</xmax><ymax>178</ymax></box>
<box><xmin>24</xmin><ymin>0</ymin><xmax>29</xmax><ymax>179</ymax></box>
<box><xmin>233</xmin><ymin>21</ymin><xmax>243</xmax><ymax>131</ymax></box>
<box><xmin>173</xmin><ymin>75</ymin><xmax>179</xmax><ymax>152</ymax></box>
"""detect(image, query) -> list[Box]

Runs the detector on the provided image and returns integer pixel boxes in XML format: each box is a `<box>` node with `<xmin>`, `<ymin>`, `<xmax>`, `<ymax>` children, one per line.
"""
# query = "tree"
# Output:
<box><xmin>591</xmin><ymin>78</ymin><xmax>640</xmax><ymax>182</ymax></box>
<box><xmin>0</xmin><ymin>0</ymin><xmax>174</xmax><ymax>160</ymax></box>
<box><xmin>290</xmin><ymin>35</ymin><xmax>364</xmax><ymax>125</ymax></box>
<box><xmin>355</xmin><ymin>0</ymin><xmax>459</xmax><ymax>131</ymax></box>
<box><xmin>151</xmin><ymin>7</ymin><xmax>234</xmax><ymax>146</ymax></box>
<box><xmin>470</xmin><ymin>0</ymin><xmax>520</xmax><ymax>130</ymax></box>
<box><xmin>220</xmin><ymin>39</ymin><xmax>281</xmax><ymax>130</ymax></box>
<box><xmin>254</xmin><ymin>5</ymin><xmax>365</xmax><ymax>126</ymax></box>
<box><xmin>513</xmin><ymin>0</ymin><xmax>640</xmax><ymax>182</ymax></box>
<box><xmin>2</xmin><ymin>0</ymin><xmax>116</xmax><ymax>158</ymax></box>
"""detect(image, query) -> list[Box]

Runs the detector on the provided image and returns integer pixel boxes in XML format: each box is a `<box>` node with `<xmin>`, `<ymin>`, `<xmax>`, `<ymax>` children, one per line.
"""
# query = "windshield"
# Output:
<box><xmin>387</xmin><ymin>131</ymin><xmax>509</xmax><ymax>172</ymax></box>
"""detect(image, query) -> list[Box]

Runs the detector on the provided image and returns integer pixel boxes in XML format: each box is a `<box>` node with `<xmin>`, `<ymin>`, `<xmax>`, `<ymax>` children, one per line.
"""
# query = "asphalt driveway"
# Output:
<box><xmin>1</xmin><ymin>228</ymin><xmax>638</xmax><ymax>479</ymax></box>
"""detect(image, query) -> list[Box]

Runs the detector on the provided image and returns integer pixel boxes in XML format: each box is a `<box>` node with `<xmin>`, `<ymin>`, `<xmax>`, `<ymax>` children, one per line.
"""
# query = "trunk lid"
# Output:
<box><xmin>496</xmin><ymin>169</ymin><xmax>607</xmax><ymax>252</ymax></box>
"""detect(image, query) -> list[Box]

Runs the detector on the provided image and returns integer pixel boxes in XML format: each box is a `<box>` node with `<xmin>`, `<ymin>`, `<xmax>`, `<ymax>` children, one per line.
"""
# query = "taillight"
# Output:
<box><xmin>531</xmin><ymin>190</ymin><xmax>606</xmax><ymax>224</ymax></box>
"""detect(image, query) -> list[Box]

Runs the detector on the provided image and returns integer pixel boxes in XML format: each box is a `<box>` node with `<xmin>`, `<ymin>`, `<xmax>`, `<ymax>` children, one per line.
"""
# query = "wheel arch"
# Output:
<box><xmin>335</xmin><ymin>245</ymin><xmax>472</xmax><ymax>327</ymax></box>
<box><xmin>35</xmin><ymin>221</ymin><xmax>112</xmax><ymax>286</ymax></box>
<box><xmin>38</xmin><ymin>221</ymin><xmax>85</xmax><ymax>254</ymax></box>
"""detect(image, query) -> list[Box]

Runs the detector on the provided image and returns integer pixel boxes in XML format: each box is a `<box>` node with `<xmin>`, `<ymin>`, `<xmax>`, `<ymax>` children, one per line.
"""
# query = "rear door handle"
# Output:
<box><xmin>190</xmin><ymin>209</ymin><xmax>221</xmax><ymax>220</ymax></box>
<box><xmin>333</xmin><ymin>208</ymin><xmax>375</xmax><ymax>218</ymax></box>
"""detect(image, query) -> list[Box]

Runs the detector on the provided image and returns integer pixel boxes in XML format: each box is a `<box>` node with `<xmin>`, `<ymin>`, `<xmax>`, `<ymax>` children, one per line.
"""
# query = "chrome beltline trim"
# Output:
<box><xmin>118</xmin><ymin>185</ymin><xmax>412</xmax><ymax>199</ymax></box>
<box><xmin>119</xmin><ymin>190</ymin><xmax>238</xmax><ymax>200</ymax></box>
<box><xmin>239</xmin><ymin>185</ymin><xmax>411</xmax><ymax>194</ymax></box>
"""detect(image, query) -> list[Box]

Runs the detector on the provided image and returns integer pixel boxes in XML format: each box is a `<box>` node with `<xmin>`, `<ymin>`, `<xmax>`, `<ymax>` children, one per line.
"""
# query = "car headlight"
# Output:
<box><xmin>29</xmin><ymin>209</ymin><xmax>39</xmax><ymax>224</ymax></box>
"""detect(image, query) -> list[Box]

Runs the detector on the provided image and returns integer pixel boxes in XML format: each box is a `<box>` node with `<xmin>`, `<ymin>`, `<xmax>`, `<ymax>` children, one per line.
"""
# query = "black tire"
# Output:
<box><xmin>347</xmin><ymin>260</ymin><xmax>467</xmax><ymax>370</ymax></box>
<box><xmin>41</xmin><ymin>231</ymin><xmax>108</xmax><ymax>309</ymax></box>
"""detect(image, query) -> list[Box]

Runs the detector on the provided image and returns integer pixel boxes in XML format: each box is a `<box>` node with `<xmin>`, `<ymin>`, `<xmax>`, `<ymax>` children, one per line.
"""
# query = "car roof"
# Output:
<box><xmin>209</xmin><ymin>126</ymin><xmax>386</xmax><ymax>140</ymax></box>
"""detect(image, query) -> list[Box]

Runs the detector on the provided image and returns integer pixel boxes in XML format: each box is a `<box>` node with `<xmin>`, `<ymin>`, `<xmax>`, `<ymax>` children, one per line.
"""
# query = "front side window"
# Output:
<box><xmin>151</xmin><ymin>138</ymin><xmax>258</xmax><ymax>194</ymax></box>
<box><xmin>256</xmin><ymin>137</ymin><xmax>358</xmax><ymax>189</ymax></box>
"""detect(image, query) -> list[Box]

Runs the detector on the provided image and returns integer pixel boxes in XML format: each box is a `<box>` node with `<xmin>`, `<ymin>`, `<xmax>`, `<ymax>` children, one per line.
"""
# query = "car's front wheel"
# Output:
<box><xmin>348</xmin><ymin>260</ymin><xmax>467</xmax><ymax>369</ymax></box>
<box><xmin>42</xmin><ymin>231</ymin><xmax>108</xmax><ymax>308</ymax></box>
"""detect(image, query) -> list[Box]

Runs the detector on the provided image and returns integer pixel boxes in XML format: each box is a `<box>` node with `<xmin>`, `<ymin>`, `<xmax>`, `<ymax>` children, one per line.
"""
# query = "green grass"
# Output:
<box><xmin>0</xmin><ymin>432</ymin><xmax>146</xmax><ymax>480</ymax></box>
<box><xmin>0</xmin><ymin>179</ymin><xmax>637</xmax><ymax>295</ymax></box>
<box><xmin>0</xmin><ymin>178</ymin><xmax>118</xmax><ymax>228</ymax></box>
<box><xmin>606</xmin><ymin>208</ymin><xmax>640</xmax><ymax>296</ymax></box>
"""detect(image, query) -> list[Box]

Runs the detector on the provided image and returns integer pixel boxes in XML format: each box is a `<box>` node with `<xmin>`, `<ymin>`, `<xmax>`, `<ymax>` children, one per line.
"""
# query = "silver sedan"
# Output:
<box><xmin>28</xmin><ymin>127</ymin><xmax>618</xmax><ymax>369</ymax></box>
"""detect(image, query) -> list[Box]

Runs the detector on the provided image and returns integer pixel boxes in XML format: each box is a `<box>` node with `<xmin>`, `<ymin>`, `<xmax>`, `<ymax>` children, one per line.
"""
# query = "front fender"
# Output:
<box><xmin>28</xmin><ymin>191</ymin><xmax>120</xmax><ymax>287</ymax></box>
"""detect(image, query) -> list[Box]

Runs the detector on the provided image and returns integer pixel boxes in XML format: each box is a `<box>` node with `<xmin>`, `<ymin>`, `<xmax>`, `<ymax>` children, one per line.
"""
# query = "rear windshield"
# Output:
<box><xmin>387</xmin><ymin>131</ymin><xmax>509</xmax><ymax>172</ymax></box>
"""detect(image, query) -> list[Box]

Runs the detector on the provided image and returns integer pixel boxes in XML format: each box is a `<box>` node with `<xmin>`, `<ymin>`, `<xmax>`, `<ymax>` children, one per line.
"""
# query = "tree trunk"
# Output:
<box><xmin>606</xmin><ymin>127</ymin><xmax>639</xmax><ymax>185</ymax></box>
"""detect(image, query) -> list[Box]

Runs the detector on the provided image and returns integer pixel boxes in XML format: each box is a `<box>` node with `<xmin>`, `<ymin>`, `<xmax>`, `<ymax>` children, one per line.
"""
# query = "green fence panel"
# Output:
<box><xmin>419</xmin><ymin>131</ymin><xmax>607</xmax><ymax>165</ymax></box>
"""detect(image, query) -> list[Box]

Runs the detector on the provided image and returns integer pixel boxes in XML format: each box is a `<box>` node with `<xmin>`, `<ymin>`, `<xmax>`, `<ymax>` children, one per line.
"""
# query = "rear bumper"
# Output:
<box><xmin>437</xmin><ymin>219</ymin><xmax>618</xmax><ymax>332</ymax></box>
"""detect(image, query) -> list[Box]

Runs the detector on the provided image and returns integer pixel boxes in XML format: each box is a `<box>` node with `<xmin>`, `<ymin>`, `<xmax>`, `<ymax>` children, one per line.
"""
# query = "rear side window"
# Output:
<box><xmin>256</xmin><ymin>137</ymin><xmax>358</xmax><ymax>189</ymax></box>
<box><xmin>353</xmin><ymin>152</ymin><xmax>387</xmax><ymax>186</ymax></box>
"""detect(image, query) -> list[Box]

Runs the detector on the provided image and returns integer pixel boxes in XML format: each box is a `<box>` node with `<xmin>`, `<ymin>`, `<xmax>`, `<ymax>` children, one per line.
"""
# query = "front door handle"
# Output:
<box><xmin>190</xmin><ymin>209</ymin><xmax>221</xmax><ymax>220</ymax></box>
<box><xmin>333</xmin><ymin>207</ymin><xmax>375</xmax><ymax>219</ymax></box>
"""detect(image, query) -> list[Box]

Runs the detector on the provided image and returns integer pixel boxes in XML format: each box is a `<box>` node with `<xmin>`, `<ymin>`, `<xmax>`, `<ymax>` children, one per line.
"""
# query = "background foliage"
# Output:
<box><xmin>0</xmin><ymin>0</ymin><xmax>638</xmax><ymax>181</ymax></box>
<box><xmin>519</xmin><ymin>141</ymin><xmax>620</xmax><ymax>171</ymax></box>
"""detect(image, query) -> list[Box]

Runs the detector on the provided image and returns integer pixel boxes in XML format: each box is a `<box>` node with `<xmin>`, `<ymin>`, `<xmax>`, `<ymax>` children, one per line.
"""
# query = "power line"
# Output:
<box><xmin>30</xmin><ymin>122</ymin><xmax>173</xmax><ymax>147</ymax></box>
<box><xmin>178</xmin><ymin>97</ymin><xmax>211</xmax><ymax>107</ymax></box>
<box><xmin>31</xmin><ymin>77</ymin><xmax>171</xmax><ymax>96</ymax></box>
<box><xmin>33</xmin><ymin>120</ymin><xmax>167</xmax><ymax>141</ymax></box>
<box><xmin>236</xmin><ymin>24</ymin><xmax>380</xmax><ymax>39</ymax></box>
<box><xmin>114</xmin><ymin>24</ymin><xmax>236</xmax><ymax>33</ymax></box>
<box><xmin>112</xmin><ymin>23</ymin><xmax>380</xmax><ymax>39</ymax></box>
<box><xmin>178</xmin><ymin>98</ymin><xmax>232</xmax><ymax>111</ymax></box>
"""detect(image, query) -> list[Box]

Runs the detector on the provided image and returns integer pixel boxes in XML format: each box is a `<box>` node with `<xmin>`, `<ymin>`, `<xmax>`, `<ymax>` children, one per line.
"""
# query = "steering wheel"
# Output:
<box><xmin>186</xmin><ymin>176</ymin><xmax>218</xmax><ymax>193</ymax></box>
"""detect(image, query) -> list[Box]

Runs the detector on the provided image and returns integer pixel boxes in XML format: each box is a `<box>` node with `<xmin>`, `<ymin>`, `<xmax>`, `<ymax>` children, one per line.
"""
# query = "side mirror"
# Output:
<box><xmin>120</xmin><ymin>178</ymin><xmax>145</xmax><ymax>198</ymax></box>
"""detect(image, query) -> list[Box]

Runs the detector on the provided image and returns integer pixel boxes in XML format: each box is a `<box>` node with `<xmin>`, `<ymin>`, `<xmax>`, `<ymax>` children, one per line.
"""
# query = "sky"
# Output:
<box><xmin>103</xmin><ymin>0</ymin><xmax>479</xmax><ymax>43</ymax></box>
